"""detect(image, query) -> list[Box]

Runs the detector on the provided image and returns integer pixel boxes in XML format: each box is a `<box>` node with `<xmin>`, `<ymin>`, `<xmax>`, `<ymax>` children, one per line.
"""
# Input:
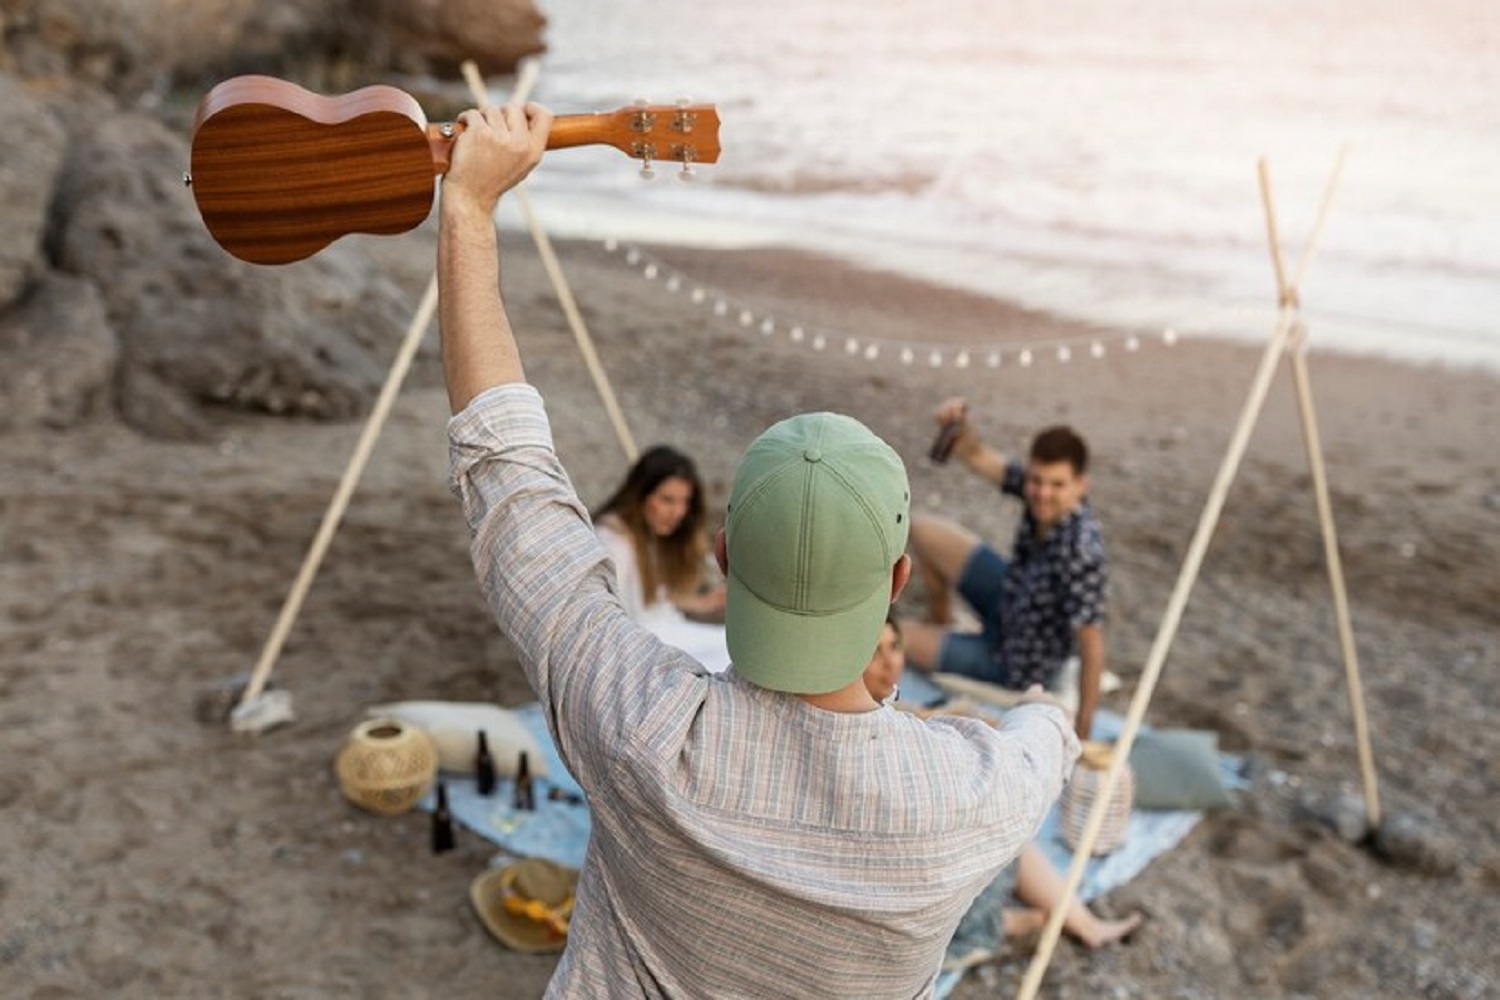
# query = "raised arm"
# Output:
<box><xmin>437</xmin><ymin>102</ymin><xmax>553</xmax><ymax>411</ymax></box>
<box><xmin>936</xmin><ymin>396</ymin><xmax>1009</xmax><ymax>487</ymax></box>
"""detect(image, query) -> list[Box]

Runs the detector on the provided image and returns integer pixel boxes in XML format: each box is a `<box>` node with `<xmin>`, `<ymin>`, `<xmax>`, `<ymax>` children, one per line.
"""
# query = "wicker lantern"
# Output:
<box><xmin>1058</xmin><ymin>741</ymin><xmax>1134</xmax><ymax>856</ymax></box>
<box><xmin>335</xmin><ymin>717</ymin><xmax>439</xmax><ymax>815</ymax></box>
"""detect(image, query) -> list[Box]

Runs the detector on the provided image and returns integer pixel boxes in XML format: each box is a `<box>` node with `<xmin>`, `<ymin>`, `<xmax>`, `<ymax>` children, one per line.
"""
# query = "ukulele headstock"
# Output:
<box><xmin>577</xmin><ymin>101</ymin><xmax>722</xmax><ymax>180</ymax></box>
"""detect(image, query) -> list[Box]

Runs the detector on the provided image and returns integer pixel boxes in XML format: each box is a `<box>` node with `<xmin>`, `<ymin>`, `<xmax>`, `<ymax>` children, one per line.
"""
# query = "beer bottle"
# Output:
<box><xmin>929</xmin><ymin>415</ymin><xmax>965</xmax><ymax>464</ymax></box>
<box><xmin>514</xmin><ymin>751</ymin><xmax>536</xmax><ymax>812</ymax></box>
<box><xmin>431</xmin><ymin>780</ymin><xmax>456</xmax><ymax>854</ymax></box>
<box><xmin>474</xmin><ymin>730</ymin><xmax>496</xmax><ymax>797</ymax></box>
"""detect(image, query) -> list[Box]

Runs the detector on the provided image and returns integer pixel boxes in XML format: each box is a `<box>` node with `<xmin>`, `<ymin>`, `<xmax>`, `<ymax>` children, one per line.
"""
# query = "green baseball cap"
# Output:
<box><xmin>724</xmin><ymin>412</ymin><xmax>910</xmax><ymax>694</ymax></box>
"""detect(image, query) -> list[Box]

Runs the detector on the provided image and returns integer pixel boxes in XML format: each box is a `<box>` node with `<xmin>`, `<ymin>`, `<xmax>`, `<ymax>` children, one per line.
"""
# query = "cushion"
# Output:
<box><xmin>1128</xmin><ymin>728</ymin><xmax>1232</xmax><ymax>811</ymax></box>
<box><xmin>365</xmin><ymin>701</ymin><xmax>549</xmax><ymax>779</ymax></box>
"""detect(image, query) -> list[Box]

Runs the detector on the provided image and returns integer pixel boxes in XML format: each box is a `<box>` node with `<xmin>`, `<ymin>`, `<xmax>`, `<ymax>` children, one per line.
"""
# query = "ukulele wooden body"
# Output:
<box><xmin>188</xmin><ymin>76</ymin><xmax>720</xmax><ymax>265</ymax></box>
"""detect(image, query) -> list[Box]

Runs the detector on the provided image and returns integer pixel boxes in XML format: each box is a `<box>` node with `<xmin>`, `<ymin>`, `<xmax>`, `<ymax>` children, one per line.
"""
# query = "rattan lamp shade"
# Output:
<box><xmin>335</xmin><ymin>717</ymin><xmax>439</xmax><ymax>815</ymax></box>
<box><xmin>1058</xmin><ymin>742</ymin><xmax>1134</xmax><ymax>856</ymax></box>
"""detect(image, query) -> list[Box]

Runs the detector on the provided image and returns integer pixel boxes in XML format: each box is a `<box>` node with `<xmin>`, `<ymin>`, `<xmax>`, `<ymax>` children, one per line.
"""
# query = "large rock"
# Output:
<box><xmin>0</xmin><ymin>273</ymin><xmax>117</xmax><ymax>432</ymax></box>
<box><xmin>0</xmin><ymin>1</ymin><xmax>545</xmax><ymax>100</ymax></box>
<box><xmin>48</xmin><ymin>100</ymin><xmax>414</xmax><ymax>439</ymax></box>
<box><xmin>366</xmin><ymin>0</ymin><xmax>547</xmax><ymax>78</ymax></box>
<box><xmin>0</xmin><ymin>75</ymin><xmax>66</xmax><ymax>308</ymax></box>
<box><xmin>0</xmin><ymin>0</ymin><xmax>547</xmax><ymax>439</ymax></box>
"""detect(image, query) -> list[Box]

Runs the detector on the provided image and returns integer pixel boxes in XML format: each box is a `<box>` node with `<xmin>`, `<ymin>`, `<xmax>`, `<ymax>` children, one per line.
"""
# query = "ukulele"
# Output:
<box><xmin>186</xmin><ymin>75</ymin><xmax>722</xmax><ymax>265</ymax></box>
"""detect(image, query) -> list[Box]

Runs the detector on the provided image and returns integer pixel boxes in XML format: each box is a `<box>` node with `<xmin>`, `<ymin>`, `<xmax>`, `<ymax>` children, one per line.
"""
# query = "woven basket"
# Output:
<box><xmin>1058</xmin><ymin>742</ymin><xmax>1134</xmax><ymax>856</ymax></box>
<box><xmin>335</xmin><ymin>717</ymin><xmax>439</xmax><ymax>815</ymax></box>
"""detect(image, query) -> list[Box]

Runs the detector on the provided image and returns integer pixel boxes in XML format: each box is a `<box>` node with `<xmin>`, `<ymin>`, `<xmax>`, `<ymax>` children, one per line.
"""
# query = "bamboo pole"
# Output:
<box><xmin>1260</xmin><ymin>147</ymin><xmax>1380</xmax><ymax>828</ymax></box>
<box><xmin>1016</xmin><ymin>153</ymin><xmax>1353</xmax><ymax>997</ymax></box>
<box><xmin>234</xmin><ymin>277</ymin><xmax>439</xmax><ymax>719</ymax></box>
<box><xmin>460</xmin><ymin>61</ymin><xmax>639</xmax><ymax>462</ymax></box>
<box><xmin>232</xmin><ymin>64</ymin><xmax>544</xmax><ymax>725</ymax></box>
<box><xmin>1014</xmin><ymin>309</ymin><xmax>1299</xmax><ymax>1000</ymax></box>
<box><xmin>1286</xmin><ymin>335</ymin><xmax>1382</xmax><ymax>827</ymax></box>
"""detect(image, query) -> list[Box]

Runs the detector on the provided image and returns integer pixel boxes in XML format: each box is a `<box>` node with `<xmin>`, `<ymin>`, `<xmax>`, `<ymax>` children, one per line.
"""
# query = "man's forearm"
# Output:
<box><xmin>438</xmin><ymin>195</ymin><xmax>526</xmax><ymax>412</ymax></box>
<box><xmin>1074</xmin><ymin>625</ymin><xmax>1104</xmax><ymax>740</ymax></box>
<box><xmin>959</xmin><ymin>441</ymin><xmax>1009</xmax><ymax>486</ymax></box>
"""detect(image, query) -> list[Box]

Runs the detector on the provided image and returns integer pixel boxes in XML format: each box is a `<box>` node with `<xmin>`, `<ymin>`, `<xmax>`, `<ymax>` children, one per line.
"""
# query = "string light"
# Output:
<box><xmin>603</xmin><ymin>238</ymin><xmax>1189</xmax><ymax>373</ymax></box>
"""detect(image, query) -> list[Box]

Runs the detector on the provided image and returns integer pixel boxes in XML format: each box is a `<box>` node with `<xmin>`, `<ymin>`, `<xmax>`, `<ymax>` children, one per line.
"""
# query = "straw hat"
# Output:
<box><xmin>470</xmin><ymin>858</ymin><xmax>579</xmax><ymax>953</ymax></box>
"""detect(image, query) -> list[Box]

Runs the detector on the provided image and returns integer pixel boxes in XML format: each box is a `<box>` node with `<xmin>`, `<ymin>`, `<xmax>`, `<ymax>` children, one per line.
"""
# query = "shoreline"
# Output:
<box><xmin>2</xmin><ymin>228</ymin><xmax>1496</xmax><ymax>998</ymax></box>
<box><xmin>500</xmin><ymin>191</ymin><xmax>1500</xmax><ymax>377</ymax></box>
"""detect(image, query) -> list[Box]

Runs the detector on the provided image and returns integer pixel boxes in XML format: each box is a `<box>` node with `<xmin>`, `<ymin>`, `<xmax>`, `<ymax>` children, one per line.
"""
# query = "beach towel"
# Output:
<box><xmin>422</xmin><ymin>673</ymin><xmax>1243</xmax><ymax>994</ymax></box>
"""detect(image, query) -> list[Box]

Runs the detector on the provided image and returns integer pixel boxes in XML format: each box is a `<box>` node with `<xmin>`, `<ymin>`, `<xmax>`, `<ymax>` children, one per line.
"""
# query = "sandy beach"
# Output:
<box><xmin>2</xmin><ymin>224</ymin><xmax>1497</xmax><ymax>998</ymax></box>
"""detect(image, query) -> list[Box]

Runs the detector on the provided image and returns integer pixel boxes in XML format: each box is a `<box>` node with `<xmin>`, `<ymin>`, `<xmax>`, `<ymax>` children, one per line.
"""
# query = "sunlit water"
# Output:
<box><xmin>512</xmin><ymin>0</ymin><xmax>1500</xmax><ymax>371</ymax></box>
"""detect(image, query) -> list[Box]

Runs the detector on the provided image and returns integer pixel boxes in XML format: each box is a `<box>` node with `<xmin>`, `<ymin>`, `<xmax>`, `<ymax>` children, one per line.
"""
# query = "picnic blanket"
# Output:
<box><xmin>423</xmin><ymin>672</ymin><xmax>1243</xmax><ymax>994</ymax></box>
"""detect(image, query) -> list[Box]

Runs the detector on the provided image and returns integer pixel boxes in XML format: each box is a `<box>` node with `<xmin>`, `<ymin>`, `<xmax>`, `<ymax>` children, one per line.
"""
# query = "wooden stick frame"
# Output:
<box><xmin>234</xmin><ymin>59</ymin><xmax>637</xmax><ymax>724</ymax></box>
<box><xmin>1015</xmin><ymin>149</ymin><xmax>1381</xmax><ymax>998</ymax></box>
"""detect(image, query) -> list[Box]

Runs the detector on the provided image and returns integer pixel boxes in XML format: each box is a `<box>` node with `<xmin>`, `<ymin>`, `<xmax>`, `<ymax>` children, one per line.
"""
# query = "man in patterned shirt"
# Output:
<box><xmin>900</xmin><ymin>398</ymin><xmax>1107</xmax><ymax>740</ymax></box>
<box><xmin>437</xmin><ymin>103</ymin><xmax>1079</xmax><ymax>997</ymax></box>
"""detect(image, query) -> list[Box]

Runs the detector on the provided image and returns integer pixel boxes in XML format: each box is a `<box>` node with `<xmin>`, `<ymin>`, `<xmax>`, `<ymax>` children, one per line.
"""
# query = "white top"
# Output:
<box><xmin>594</xmin><ymin>517</ymin><xmax>731</xmax><ymax>673</ymax></box>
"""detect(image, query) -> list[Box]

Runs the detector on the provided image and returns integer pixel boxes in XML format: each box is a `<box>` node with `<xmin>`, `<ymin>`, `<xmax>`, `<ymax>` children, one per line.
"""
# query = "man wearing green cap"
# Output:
<box><xmin>439</xmin><ymin>101</ymin><xmax>1079</xmax><ymax>998</ymax></box>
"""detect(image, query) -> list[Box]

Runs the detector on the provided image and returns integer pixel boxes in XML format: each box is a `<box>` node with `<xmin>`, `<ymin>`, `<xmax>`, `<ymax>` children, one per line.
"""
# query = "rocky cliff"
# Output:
<box><xmin>0</xmin><ymin>0</ymin><xmax>545</xmax><ymax>438</ymax></box>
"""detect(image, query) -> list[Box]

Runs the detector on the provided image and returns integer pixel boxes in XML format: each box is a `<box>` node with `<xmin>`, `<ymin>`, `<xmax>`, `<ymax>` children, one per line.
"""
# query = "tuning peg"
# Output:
<box><xmin>678</xmin><ymin>162</ymin><xmax>696</xmax><ymax>182</ymax></box>
<box><xmin>639</xmin><ymin>158</ymin><xmax>657</xmax><ymax>181</ymax></box>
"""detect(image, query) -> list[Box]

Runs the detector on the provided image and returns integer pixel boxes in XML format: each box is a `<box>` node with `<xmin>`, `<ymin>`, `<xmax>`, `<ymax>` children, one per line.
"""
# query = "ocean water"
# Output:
<box><xmin>513</xmin><ymin>0</ymin><xmax>1500</xmax><ymax>371</ymax></box>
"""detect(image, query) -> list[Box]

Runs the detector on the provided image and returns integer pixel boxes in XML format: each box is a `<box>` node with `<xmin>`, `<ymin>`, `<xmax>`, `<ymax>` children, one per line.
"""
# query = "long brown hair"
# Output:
<box><xmin>594</xmin><ymin>445</ymin><xmax>709</xmax><ymax>604</ymax></box>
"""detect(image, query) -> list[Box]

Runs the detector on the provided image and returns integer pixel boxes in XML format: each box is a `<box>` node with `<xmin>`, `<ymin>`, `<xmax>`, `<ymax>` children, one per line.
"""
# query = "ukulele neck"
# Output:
<box><xmin>426</xmin><ymin>109</ymin><xmax>712</xmax><ymax>175</ymax></box>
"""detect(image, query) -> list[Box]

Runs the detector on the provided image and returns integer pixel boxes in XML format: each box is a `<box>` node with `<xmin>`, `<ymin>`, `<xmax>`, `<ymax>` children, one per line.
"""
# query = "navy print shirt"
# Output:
<box><xmin>993</xmin><ymin>462</ymin><xmax>1108</xmax><ymax>689</ymax></box>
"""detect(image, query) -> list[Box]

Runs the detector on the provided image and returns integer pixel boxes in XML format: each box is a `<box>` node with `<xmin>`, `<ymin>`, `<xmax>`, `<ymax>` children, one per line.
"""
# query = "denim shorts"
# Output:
<box><xmin>935</xmin><ymin>543</ymin><xmax>1010</xmax><ymax>683</ymax></box>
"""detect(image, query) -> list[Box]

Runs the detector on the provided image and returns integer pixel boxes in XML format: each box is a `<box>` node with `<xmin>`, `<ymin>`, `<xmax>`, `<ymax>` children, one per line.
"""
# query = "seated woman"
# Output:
<box><xmin>864</xmin><ymin>617</ymin><xmax>1143</xmax><ymax>950</ymax></box>
<box><xmin>594</xmin><ymin>445</ymin><xmax>730</xmax><ymax>672</ymax></box>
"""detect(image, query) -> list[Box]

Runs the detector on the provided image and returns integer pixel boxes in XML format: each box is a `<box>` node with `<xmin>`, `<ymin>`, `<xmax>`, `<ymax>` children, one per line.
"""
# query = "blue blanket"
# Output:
<box><xmin>425</xmin><ymin>676</ymin><xmax>1242</xmax><ymax>994</ymax></box>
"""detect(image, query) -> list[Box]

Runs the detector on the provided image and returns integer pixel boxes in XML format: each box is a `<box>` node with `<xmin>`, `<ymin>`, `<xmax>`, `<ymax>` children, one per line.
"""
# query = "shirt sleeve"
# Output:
<box><xmin>447</xmin><ymin>385</ymin><xmax>705</xmax><ymax>793</ymax></box>
<box><xmin>980</xmin><ymin>702</ymin><xmax>1082</xmax><ymax>840</ymax></box>
<box><xmin>1064</xmin><ymin>521</ymin><xmax>1108</xmax><ymax>629</ymax></box>
<box><xmin>1000</xmin><ymin>460</ymin><xmax>1026</xmax><ymax>499</ymax></box>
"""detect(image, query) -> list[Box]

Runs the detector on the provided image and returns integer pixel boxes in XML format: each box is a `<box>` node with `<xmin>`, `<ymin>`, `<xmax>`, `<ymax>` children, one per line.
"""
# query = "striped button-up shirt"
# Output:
<box><xmin>448</xmin><ymin>385</ymin><xmax>1079</xmax><ymax>999</ymax></box>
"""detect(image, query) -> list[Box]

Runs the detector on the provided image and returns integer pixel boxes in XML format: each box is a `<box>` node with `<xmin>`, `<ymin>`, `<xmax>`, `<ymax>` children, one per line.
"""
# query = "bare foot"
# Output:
<box><xmin>1073</xmin><ymin>910</ymin><xmax>1144</xmax><ymax>949</ymax></box>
